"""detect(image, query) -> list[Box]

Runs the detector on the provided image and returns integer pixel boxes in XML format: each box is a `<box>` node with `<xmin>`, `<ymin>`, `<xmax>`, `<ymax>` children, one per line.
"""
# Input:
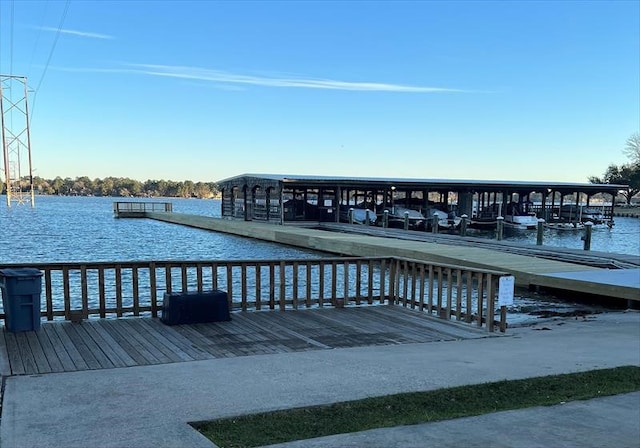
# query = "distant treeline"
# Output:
<box><xmin>2</xmin><ymin>176</ymin><xmax>220</xmax><ymax>199</ymax></box>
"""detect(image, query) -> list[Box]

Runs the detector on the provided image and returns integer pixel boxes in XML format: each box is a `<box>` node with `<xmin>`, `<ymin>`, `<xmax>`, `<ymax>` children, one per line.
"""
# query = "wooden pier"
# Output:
<box><xmin>144</xmin><ymin>212</ymin><xmax>640</xmax><ymax>303</ymax></box>
<box><xmin>113</xmin><ymin>201</ymin><xmax>172</xmax><ymax>218</ymax></box>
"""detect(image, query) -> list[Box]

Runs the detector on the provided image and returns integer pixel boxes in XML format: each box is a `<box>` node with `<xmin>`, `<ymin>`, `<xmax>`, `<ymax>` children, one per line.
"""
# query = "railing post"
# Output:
<box><xmin>431</xmin><ymin>214</ymin><xmax>439</xmax><ymax>234</ymax></box>
<box><xmin>500</xmin><ymin>306</ymin><xmax>507</xmax><ymax>333</ymax></box>
<box><xmin>365</xmin><ymin>210</ymin><xmax>371</xmax><ymax>226</ymax></box>
<box><xmin>404</xmin><ymin>211</ymin><xmax>410</xmax><ymax>231</ymax></box>
<box><xmin>349</xmin><ymin>208</ymin><xmax>354</xmax><ymax>225</ymax></box>
<box><xmin>460</xmin><ymin>214</ymin><xmax>468</xmax><ymax>236</ymax></box>
<box><xmin>582</xmin><ymin>221</ymin><xmax>593</xmax><ymax>250</ymax></box>
<box><xmin>496</xmin><ymin>216</ymin><xmax>504</xmax><ymax>241</ymax></box>
<box><xmin>383</xmin><ymin>210</ymin><xmax>389</xmax><ymax>228</ymax></box>
<box><xmin>536</xmin><ymin>218</ymin><xmax>545</xmax><ymax>245</ymax></box>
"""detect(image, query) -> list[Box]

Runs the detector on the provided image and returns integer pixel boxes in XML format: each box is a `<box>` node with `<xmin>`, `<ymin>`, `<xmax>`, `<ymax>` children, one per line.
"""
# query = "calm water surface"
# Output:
<box><xmin>0</xmin><ymin>196</ymin><xmax>325</xmax><ymax>263</ymax></box>
<box><xmin>1</xmin><ymin>196</ymin><xmax>637</xmax><ymax>324</ymax></box>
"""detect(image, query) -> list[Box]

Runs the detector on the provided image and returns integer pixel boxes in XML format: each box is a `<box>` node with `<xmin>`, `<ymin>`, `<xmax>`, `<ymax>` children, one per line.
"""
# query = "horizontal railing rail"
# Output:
<box><xmin>0</xmin><ymin>257</ymin><xmax>509</xmax><ymax>331</ymax></box>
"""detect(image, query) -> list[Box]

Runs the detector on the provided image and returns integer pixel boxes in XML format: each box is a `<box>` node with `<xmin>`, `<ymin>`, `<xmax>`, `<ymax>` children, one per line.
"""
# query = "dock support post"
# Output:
<box><xmin>496</xmin><ymin>216</ymin><xmax>504</xmax><ymax>241</ymax></box>
<box><xmin>365</xmin><ymin>210</ymin><xmax>371</xmax><ymax>226</ymax></box>
<box><xmin>349</xmin><ymin>208</ymin><xmax>354</xmax><ymax>225</ymax></box>
<box><xmin>431</xmin><ymin>215</ymin><xmax>439</xmax><ymax>234</ymax></box>
<box><xmin>403</xmin><ymin>211</ymin><xmax>410</xmax><ymax>231</ymax></box>
<box><xmin>383</xmin><ymin>210</ymin><xmax>389</xmax><ymax>228</ymax></box>
<box><xmin>582</xmin><ymin>222</ymin><xmax>593</xmax><ymax>250</ymax></box>
<box><xmin>536</xmin><ymin>218</ymin><xmax>545</xmax><ymax>245</ymax></box>
<box><xmin>460</xmin><ymin>214</ymin><xmax>468</xmax><ymax>236</ymax></box>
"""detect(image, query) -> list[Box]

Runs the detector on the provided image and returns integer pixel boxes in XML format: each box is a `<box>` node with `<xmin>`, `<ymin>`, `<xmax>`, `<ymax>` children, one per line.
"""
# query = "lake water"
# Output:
<box><xmin>0</xmin><ymin>196</ymin><xmax>325</xmax><ymax>264</ymax></box>
<box><xmin>1</xmin><ymin>195</ymin><xmax>638</xmax><ymax>325</ymax></box>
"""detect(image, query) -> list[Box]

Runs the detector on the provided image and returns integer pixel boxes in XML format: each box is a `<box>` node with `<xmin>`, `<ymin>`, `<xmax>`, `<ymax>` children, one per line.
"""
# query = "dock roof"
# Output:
<box><xmin>217</xmin><ymin>173</ymin><xmax>627</xmax><ymax>194</ymax></box>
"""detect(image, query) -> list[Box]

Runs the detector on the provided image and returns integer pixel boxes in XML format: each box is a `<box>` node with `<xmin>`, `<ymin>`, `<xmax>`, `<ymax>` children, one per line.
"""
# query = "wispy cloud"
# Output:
<box><xmin>40</xmin><ymin>26</ymin><xmax>114</xmax><ymax>40</ymax></box>
<box><xmin>52</xmin><ymin>63</ymin><xmax>475</xmax><ymax>93</ymax></box>
<box><xmin>127</xmin><ymin>64</ymin><xmax>467</xmax><ymax>93</ymax></box>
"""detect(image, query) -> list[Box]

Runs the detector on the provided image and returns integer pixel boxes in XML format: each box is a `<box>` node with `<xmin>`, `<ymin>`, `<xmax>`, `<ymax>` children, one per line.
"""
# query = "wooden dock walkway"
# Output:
<box><xmin>0</xmin><ymin>306</ymin><xmax>492</xmax><ymax>376</ymax></box>
<box><xmin>145</xmin><ymin>213</ymin><xmax>640</xmax><ymax>302</ymax></box>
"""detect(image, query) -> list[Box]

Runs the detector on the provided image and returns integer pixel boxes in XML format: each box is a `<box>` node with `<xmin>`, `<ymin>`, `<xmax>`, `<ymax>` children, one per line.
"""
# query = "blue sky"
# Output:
<box><xmin>0</xmin><ymin>0</ymin><xmax>638</xmax><ymax>183</ymax></box>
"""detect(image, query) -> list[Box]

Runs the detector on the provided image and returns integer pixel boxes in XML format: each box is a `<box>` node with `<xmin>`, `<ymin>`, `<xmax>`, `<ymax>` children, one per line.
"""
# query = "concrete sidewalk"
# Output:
<box><xmin>1</xmin><ymin>311</ymin><xmax>639</xmax><ymax>448</ymax></box>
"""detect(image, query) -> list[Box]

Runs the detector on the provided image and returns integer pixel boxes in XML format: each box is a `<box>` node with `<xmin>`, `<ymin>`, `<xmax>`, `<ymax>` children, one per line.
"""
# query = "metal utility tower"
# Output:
<box><xmin>1</xmin><ymin>75</ymin><xmax>35</xmax><ymax>207</ymax></box>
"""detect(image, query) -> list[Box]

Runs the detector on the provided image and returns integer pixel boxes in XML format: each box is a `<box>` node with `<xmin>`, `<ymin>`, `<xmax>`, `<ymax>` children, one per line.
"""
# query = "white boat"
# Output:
<box><xmin>504</xmin><ymin>202</ymin><xmax>538</xmax><ymax>229</ymax></box>
<box><xmin>380</xmin><ymin>206</ymin><xmax>426</xmax><ymax>229</ymax></box>
<box><xmin>339</xmin><ymin>205</ymin><xmax>377</xmax><ymax>225</ymax></box>
<box><xmin>544</xmin><ymin>221</ymin><xmax>585</xmax><ymax>231</ymax></box>
<box><xmin>559</xmin><ymin>205</ymin><xmax>606</xmax><ymax>225</ymax></box>
<box><xmin>504</xmin><ymin>213</ymin><xmax>539</xmax><ymax>229</ymax></box>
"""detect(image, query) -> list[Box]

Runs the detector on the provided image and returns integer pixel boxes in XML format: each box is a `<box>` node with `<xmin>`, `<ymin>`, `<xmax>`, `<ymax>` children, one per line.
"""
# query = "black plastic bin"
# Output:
<box><xmin>0</xmin><ymin>268</ymin><xmax>43</xmax><ymax>332</ymax></box>
<box><xmin>161</xmin><ymin>290</ymin><xmax>230</xmax><ymax>325</ymax></box>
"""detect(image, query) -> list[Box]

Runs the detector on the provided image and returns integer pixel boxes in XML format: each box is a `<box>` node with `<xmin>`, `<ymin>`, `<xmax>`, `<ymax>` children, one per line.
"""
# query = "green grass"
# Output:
<box><xmin>192</xmin><ymin>365</ymin><xmax>640</xmax><ymax>448</ymax></box>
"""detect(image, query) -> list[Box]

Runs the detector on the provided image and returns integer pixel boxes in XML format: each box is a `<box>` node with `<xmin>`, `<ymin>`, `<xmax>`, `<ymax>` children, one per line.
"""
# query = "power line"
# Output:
<box><xmin>28</xmin><ymin>0</ymin><xmax>50</xmax><ymax>73</ymax></box>
<box><xmin>10</xmin><ymin>0</ymin><xmax>14</xmax><ymax>76</ymax></box>
<box><xmin>30</xmin><ymin>0</ymin><xmax>71</xmax><ymax>121</ymax></box>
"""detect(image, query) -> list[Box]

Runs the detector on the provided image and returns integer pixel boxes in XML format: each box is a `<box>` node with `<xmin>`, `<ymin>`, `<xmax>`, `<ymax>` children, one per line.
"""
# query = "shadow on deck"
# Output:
<box><xmin>0</xmin><ymin>305</ymin><xmax>497</xmax><ymax>376</ymax></box>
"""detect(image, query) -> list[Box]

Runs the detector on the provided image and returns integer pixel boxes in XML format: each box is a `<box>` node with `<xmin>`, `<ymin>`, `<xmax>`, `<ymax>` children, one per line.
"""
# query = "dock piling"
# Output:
<box><xmin>582</xmin><ymin>222</ymin><xmax>593</xmax><ymax>250</ymax></box>
<box><xmin>536</xmin><ymin>219</ymin><xmax>545</xmax><ymax>246</ymax></box>
<box><xmin>496</xmin><ymin>216</ymin><xmax>504</xmax><ymax>241</ymax></box>
<box><xmin>460</xmin><ymin>214</ymin><xmax>468</xmax><ymax>237</ymax></box>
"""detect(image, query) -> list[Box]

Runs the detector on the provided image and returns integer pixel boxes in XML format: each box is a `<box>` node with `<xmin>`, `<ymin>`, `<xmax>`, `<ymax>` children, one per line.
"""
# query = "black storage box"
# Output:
<box><xmin>161</xmin><ymin>290</ymin><xmax>231</xmax><ymax>325</ymax></box>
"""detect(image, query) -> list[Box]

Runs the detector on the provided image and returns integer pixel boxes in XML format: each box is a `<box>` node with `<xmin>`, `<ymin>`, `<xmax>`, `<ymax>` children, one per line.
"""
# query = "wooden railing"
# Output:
<box><xmin>113</xmin><ymin>201</ymin><xmax>173</xmax><ymax>217</ymax></box>
<box><xmin>0</xmin><ymin>257</ymin><xmax>509</xmax><ymax>331</ymax></box>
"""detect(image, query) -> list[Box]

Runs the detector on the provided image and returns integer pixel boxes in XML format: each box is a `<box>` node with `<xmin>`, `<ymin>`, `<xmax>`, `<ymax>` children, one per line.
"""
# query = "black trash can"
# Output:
<box><xmin>0</xmin><ymin>268</ymin><xmax>43</xmax><ymax>332</ymax></box>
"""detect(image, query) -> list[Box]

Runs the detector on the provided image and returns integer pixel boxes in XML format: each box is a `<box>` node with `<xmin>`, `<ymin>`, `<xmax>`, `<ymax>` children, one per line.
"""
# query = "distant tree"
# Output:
<box><xmin>61</xmin><ymin>177</ymin><xmax>76</xmax><ymax>195</ymax></box>
<box><xmin>590</xmin><ymin>154</ymin><xmax>640</xmax><ymax>205</ymax></box>
<box><xmin>16</xmin><ymin>175</ymin><xmax>219</xmax><ymax>198</ymax></box>
<box><xmin>623</xmin><ymin>132</ymin><xmax>640</xmax><ymax>166</ymax></box>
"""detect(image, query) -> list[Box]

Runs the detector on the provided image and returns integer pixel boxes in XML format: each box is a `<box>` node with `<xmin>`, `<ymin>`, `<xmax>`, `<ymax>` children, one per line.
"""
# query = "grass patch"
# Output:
<box><xmin>192</xmin><ymin>366</ymin><xmax>640</xmax><ymax>448</ymax></box>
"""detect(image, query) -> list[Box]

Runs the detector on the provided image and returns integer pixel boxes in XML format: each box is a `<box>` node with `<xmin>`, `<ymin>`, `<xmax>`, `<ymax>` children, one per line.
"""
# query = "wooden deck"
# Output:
<box><xmin>0</xmin><ymin>306</ymin><xmax>493</xmax><ymax>376</ymax></box>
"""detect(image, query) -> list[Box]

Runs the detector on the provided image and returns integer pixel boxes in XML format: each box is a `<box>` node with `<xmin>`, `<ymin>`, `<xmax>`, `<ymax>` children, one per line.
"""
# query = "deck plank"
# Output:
<box><xmin>14</xmin><ymin>333</ymin><xmax>39</xmax><ymax>375</ymax></box>
<box><xmin>249</xmin><ymin>312</ymin><xmax>331</xmax><ymax>350</ymax></box>
<box><xmin>0</xmin><ymin>329</ymin><xmax>12</xmax><ymax>376</ymax></box>
<box><xmin>311</xmin><ymin>308</ymin><xmax>424</xmax><ymax>343</ymax></box>
<box><xmin>71</xmin><ymin>323</ymin><xmax>117</xmax><ymax>369</ymax></box>
<box><xmin>3</xmin><ymin>332</ymin><xmax>25</xmax><ymax>375</ymax></box>
<box><xmin>141</xmin><ymin>319</ymin><xmax>214</xmax><ymax>361</ymax></box>
<box><xmin>79</xmin><ymin>321</ymin><xmax>130</xmax><ymax>368</ymax></box>
<box><xmin>99</xmin><ymin>319</ymin><xmax>153</xmax><ymax>366</ymax></box>
<box><xmin>50</xmin><ymin>322</ymin><xmax>88</xmax><ymax>371</ymax></box>
<box><xmin>349</xmin><ymin>307</ymin><xmax>445</xmax><ymax>341</ymax></box>
<box><xmin>25</xmin><ymin>331</ymin><xmax>53</xmax><ymax>374</ymax></box>
<box><xmin>170</xmin><ymin>324</ymin><xmax>230</xmax><ymax>358</ymax></box>
<box><xmin>368</xmin><ymin>306</ymin><xmax>488</xmax><ymax>340</ymax></box>
<box><xmin>34</xmin><ymin>328</ymin><xmax>65</xmax><ymax>373</ymax></box>
<box><xmin>109</xmin><ymin>318</ymin><xmax>170</xmax><ymax>364</ymax></box>
<box><xmin>189</xmin><ymin>322</ymin><xmax>249</xmax><ymax>357</ymax></box>
<box><xmin>61</xmin><ymin>323</ymin><xmax>103</xmax><ymax>370</ymax></box>
<box><xmin>125</xmin><ymin>319</ymin><xmax>188</xmax><ymax>363</ymax></box>
<box><xmin>90</xmin><ymin>321</ymin><xmax>138</xmax><ymax>367</ymax></box>
<box><xmin>41</xmin><ymin>324</ymin><xmax>76</xmax><ymax>372</ymax></box>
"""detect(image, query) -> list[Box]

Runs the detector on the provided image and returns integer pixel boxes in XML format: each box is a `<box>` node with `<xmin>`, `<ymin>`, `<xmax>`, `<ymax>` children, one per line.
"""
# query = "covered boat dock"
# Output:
<box><xmin>217</xmin><ymin>174</ymin><xmax>625</xmax><ymax>227</ymax></box>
